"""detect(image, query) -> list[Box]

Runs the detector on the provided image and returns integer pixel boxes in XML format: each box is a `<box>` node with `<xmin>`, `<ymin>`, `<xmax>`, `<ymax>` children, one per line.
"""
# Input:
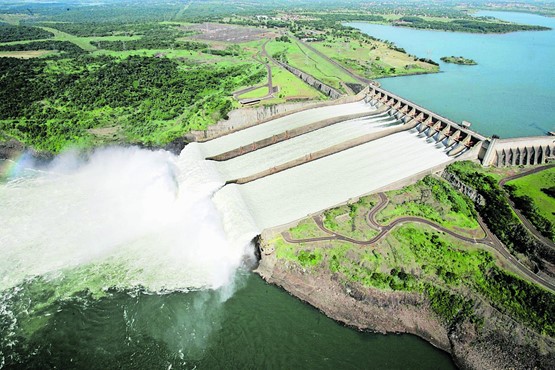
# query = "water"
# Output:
<box><xmin>223</xmin><ymin>130</ymin><xmax>452</xmax><ymax>230</ymax></box>
<box><xmin>348</xmin><ymin>11</ymin><xmax>555</xmax><ymax>138</ymax></box>
<box><xmin>0</xmin><ymin>145</ymin><xmax>454</xmax><ymax>368</ymax></box>
<box><xmin>215</xmin><ymin>112</ymin><xmax>398</xmax><ymax>181</ymax></box>
<box><xmin>200</xmin><ymin>101</ymin><xmax>373</xmax><ymax>158</ymax></box>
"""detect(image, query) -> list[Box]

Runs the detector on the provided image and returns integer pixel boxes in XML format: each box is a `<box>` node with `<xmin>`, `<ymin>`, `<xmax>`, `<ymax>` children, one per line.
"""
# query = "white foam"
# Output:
<box><xmin>0</xmin><ymin>146</ymin><xmax>258</xmax><ymax>292</ymax></box>
<box><xmin>199</xmin><ymin>101</ymin><xmax>375</xmax><ymax>158</ymax></box>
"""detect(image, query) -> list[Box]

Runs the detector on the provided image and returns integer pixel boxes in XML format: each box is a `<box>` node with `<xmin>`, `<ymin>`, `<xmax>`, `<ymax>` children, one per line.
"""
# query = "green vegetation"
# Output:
<box><xmin>266</xmin><ymin>37</ymin><xmax>357</xmax><ymax>91</ymax></box>
<box><xmin>395</xmin><ymin>16</ymin><xmax>550</xmax><ymax>33</ymax></box>
<box><xmin>447</xmin><ymin>162</ymin><xmax>555</xmax><ymax>269</ymax></box>
<box><xmin>323</xmin><ymin>195</ymin><xmax>378</xmax><ymax>240</ymax></box>
<box><xmin>505</xmin><ymin>168</ymin><xmax>555</xmax><ymax>242</ymax></box>
<box><xmin>0</xmin><ymin>41</ymin><xmax>85</xmax><ymax>56</ymax></box>
<box><xmin>289</xmin><ymin>218</ymin><xmax>328</xmax><ymax>239</ymax></box>
<box><xmin>377</xmin><ymin>176</ymin><xmax>480</xmax><ymax>236</ymax></box>
<box><xmin>0</xmin><ymin>55</ymin><xmax>264</xmax><ymax>151</ymax></box>
<box><xmin>272</xmin><ymin>175</ymin><xmax>555</xmax><ymax>336</ymax></box>
<box><xmin>0</xmin><ymin>24</ymin><xmax>53</xmax><ymax>42</ymax></box>
<box><xmin>440</xmin><ymin>56</ymin><xmax>477</xmax><ymax>65</ymax></box>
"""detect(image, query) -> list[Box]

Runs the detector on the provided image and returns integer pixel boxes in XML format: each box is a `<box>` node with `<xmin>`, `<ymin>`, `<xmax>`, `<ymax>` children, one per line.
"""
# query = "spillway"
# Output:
<box><xmin>199</xmin><ymin>101</ymin><xmax>375</xmax><ymax>158</ymax></box>
<box><xmin>213</xmin><ymin>113</ymin><xmax>398</xmax><ymax>181</ymax></box>
<box><xmin>213</xmin><ymin>130</ymin><xmax>452</xmax><ymax>230</ymax></box>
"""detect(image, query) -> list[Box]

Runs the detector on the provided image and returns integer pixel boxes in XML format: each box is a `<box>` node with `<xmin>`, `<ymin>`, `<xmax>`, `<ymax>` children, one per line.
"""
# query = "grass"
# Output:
<box><xmin>265</xmin><ymin>38</ymin><xmax>357</xmax><ymax>90</ymax></box>
<box><xmin>376</xmin><ymin>176</ymin><xmax>482</xmax><ymax>237</ymax></box>
<box><xmin>237</xmin><ymin>86</ymin><xmax>268</xmax><ymax>99</ymax></box>
<box><xmin>37</xmin><ymin>26</ymin><xmax>97</xmax><ymax>51</ymax></box>
<box><xmin>289</xmin><ymin>218</ymin><xmax>329</xmax><ymax>239</ymax></box>
<box><xmin>322</xmin><ymin>195</ymin><xmax>379</xmax><ymax>240</ymax></box>
<box><xmin>506</xmin><ymin>167</ymin><xmax>555</xmax><ymax>225</ymax></box>
<box><xmin>263</xmin><ymin>64</ymin><xmax>324</xmax><ymax>104</ymax></box>
<box><xmin>311</xmin><ymin>35</ymin><xmax>438</xmax><ymax>79</ymax></box>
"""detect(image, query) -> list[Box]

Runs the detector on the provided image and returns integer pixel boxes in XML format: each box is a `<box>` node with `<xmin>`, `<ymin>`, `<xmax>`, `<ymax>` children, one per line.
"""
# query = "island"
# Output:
<box><xmin>441</xmin><ymin>56</ymin><xmax>478</xmax><ymax>65</ymax></box>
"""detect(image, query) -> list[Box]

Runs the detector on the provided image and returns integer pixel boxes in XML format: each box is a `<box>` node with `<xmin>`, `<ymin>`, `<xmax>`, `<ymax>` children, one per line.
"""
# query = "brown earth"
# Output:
<box><xmin>256</xmin><ymin>233</ymin><xmax>555</xmax><ymax>369</ymax></box>
<box><xmin>183</xmin><ymin>23</ymin><xmax>274</xmax><ymax>43</ymax></box>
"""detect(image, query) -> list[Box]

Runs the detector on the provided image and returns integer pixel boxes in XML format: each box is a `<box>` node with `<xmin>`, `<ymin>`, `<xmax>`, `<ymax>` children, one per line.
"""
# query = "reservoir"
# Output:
<box><xmin>348</xmin><ymin>11</ymin><xmax>555</xmax><ymax>138</ymax></box>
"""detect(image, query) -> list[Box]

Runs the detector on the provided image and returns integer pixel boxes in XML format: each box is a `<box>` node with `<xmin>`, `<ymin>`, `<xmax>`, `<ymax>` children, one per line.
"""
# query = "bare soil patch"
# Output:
<box><xmin>183</xmin><ymin>23</ymin><xmax>273</xmax><ymax>43</ymax></box>
<box><xmin>0</xmin><ymin>50</ymin><xmax>52</xmax><ymax>59</ymax></box>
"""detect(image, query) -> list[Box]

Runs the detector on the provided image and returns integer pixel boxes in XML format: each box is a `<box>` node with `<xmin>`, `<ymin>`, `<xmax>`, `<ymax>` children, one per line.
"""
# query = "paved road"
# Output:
<box><xmin>498</xmin><ymin>164</ymin><xmax>555</xmax><ymax>248</ymax></box>
<box><xmin>282</xmin><ymin>192</ymin><xmax>555</xmax><ymax>292</ymax></box>
<box><xmin>294</xmin><ymin>36</ymin><xmax>371</xmax><ymax>85</ymax></box>
<box><xmin>233</xmin><ymin>40</ymin><xmax>275</xmax><ymax>101</ymax></box>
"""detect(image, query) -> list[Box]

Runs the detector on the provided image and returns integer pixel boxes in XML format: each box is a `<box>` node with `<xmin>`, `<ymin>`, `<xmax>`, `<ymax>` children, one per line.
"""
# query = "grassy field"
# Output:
<box><xmin>506</xmin><ymin>168</ymin><xmax>555</xmax><ymax>225</ymax></box>
<box><xmin>289</xmin><ymin>218</ymin><xmax>329</xmax><ymax>239</ymax></box>
<box><xmin>376</xmin><ymin>177</ymin><xmax>482</xmax><ymax>238</ymax></box>
<box><xmin>237</xmin><ymin>86</ymin><xmax>268</xmax><ymax>99</ymax></box>
<box><xmin>265</xmin><ymin>38</ymin><xmax>358</xmax><ymax>90</ymax></box>
<box><xmin>37</xmin><ymin>26</ymin><xmax>97</xmax><ymax>51</ymax></box>
<box><xmin>263</xmin><ymin>65</ymin><xmax>324</xmax><ymax>104</ymax></box>
<box><xmin>310</xmin><ymin>35</ymin><xmax>438</xmax><ymax>79</ymax></box>
<box><xmin>322</xmin><ymin>195</ymin><xmax>379</xmax><ymax>240</ymax></box>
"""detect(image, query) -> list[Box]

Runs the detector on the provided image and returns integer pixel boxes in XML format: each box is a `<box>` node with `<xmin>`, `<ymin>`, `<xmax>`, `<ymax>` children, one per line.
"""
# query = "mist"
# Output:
<box><xmin>0</xmin><ymin>146</ymin><xmax>258</xmax><ymax>293</ymax></box>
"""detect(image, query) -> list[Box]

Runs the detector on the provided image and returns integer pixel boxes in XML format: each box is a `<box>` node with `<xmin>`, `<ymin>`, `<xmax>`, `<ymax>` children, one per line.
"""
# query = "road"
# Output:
<box><xmin>293</xmin><ymin>36</ymin><xmax>371</xmax><ymax>85</ymax></box>
<box><xmin>282</xmin><ymin>192</ymin><xmax>555</xmax><ymax>292</ymax></box>
<box><xmin>498</xmin><ymin>164</ymin><xmax>554</xmax><ymax>248</ymax></box>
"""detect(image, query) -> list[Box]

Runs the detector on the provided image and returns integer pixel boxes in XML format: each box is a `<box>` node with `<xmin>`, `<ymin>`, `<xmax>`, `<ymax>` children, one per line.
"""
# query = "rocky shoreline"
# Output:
<box><xmin>255</xmin><ymin>233</ymin><xmax>555</xmax><ymax>369</ymax></box>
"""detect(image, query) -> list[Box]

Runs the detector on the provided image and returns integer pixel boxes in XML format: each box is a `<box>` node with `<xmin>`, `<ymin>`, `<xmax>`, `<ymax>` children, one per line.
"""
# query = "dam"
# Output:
<box><xmin>192</xmin><ymin>84</ymin><xmax>554</xmax><ymax>231</ymax></box>
<box><xmin>187</xmin><ymin>85</ymin><xmax>525</xmax><ymax>231</ymax></box>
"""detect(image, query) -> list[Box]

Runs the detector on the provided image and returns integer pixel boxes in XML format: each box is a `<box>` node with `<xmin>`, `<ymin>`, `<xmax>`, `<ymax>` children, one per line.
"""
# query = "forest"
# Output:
<box><xmin>0</xmin><ymin>55</ymin><xmax>264</xmax><ymax>151</ymax></box>
<box><xmin>396</xmin><ymin>16</ymin><xmax>550</xmax><ymax>33</ymax></box>
<box><xmin>447</xmin><ymin>162</ymin><xmax>555</xmax><ymax>272</ymax></box>
<box><xmin>0</xmin><ymin>24</ymin><xmax>53</xmax><ymax>42</ymax></box>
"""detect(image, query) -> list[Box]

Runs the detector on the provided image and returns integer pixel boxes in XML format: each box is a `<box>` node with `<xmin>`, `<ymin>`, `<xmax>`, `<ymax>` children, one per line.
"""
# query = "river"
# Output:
<box><xmin>0</xmin><ymin>144</ymin><xmax>455</xmax><ymax>369</ymax></box>
<box><xmin>348</xmin><ymin>11</ymin><xmax>555</xmax><ymax>138</ymax></box>
<box><xmin>4</xmin><ymin>10</ymin><xmax>553</xmax><ymax>370</ymax></box>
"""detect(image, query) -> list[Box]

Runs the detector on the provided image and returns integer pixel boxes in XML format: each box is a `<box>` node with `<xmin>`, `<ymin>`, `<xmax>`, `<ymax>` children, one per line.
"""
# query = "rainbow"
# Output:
<box><xmin>0</xmin><ymin>152</ymin><xmax>34</xmax><ymax>180</ymax></box>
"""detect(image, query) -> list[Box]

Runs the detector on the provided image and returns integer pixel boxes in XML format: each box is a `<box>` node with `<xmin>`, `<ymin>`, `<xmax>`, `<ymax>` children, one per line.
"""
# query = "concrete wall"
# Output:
<box><xmin>275</xmin><ymin>60</ymin><xmax>342</xmax><ymax>100</ymax></box>
<box><xmin>190</xmin><ymin>87</ymin><xmax>369</xmax><ymax>142</ymax></box>
<box><xmin>227</xmin><ymin>120</ymin><xmax>414</xmax><ymax>184</ymax></box>
<box><xmin>209</xmin><ymin>108</ymin><xmax>388</xmax><ymax>161</ymax></box>
<box><xmin>481</xmin><ymin>136</ymin><xmax>555</xmax><ymax>167</ymax></box>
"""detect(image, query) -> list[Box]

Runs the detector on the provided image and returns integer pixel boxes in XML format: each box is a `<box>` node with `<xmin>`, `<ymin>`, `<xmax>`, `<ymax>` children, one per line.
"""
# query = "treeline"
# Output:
<box><xmin>447</xmin><ymin>162</ymin><xmax>555</xmax><ymax>270</ymax></box>
<box><xmin>1</xmin><ymin>55</ymin><xmax>264</xmax><ymax>151</ymax></box>
<box><xmin>0</xmin><ymin>41</ymin><xmax>85</xmax><ymax>56</ymax></box>
<box><xmin>479</xmin><ymin>264</ymin><xmax>555</xmax><ymax>336</ymax></box>
<box><xmin>36</xmin><ymin>22</ymin><xmax>178</xmax><ymax>37</ymax></box>
<box><xmin>0</xmin><ymin>25</ymin><xmax>54</xmax><ymax>42</ymax></box>
<box><xmin>396</xmin><ymin>16</ymin><xmax>551</xmax><ymax>33</ymax></box>
<box><xmin>92</xmin><ymin>39</ymin><xmax>208</xmax><ymax>51</ymax></box>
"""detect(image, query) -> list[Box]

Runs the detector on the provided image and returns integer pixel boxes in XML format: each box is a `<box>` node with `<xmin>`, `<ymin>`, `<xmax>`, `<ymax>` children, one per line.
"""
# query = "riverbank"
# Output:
<box><xmin>254</xmin><ymin>174</ymin><xmax>555</xmax><ymax>369</ymax></box>
<box><xmin>255</xmin><ymin>235</ymin><xmax>554</xmax><ymax>369</ymax></box>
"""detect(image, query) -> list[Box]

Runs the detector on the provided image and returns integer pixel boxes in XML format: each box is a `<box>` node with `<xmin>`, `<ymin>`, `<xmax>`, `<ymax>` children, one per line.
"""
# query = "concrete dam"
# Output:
<box><xmin>192</xmin><ymin>85</ymin><xmax>553</xmax><ymax>231</ymax></box>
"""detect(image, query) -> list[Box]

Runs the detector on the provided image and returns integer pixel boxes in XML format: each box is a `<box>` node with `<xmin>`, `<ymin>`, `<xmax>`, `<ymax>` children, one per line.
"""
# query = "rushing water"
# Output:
<box><xmin>0</xmin><ymin>141</ymin><xmax>455</xmax><ymax>368</ymax></box>
<box><xmin>348</xmin><ymin>11</ymin><xmax>555</xmax><ymax>138</ymax></box>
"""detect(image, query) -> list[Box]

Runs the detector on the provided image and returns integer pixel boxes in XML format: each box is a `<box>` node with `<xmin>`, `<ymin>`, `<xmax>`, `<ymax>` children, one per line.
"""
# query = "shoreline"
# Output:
<box><xmin>255</xmin><ymin>230</ymin><xmax>555</xmax><ymax>369</ymax></box>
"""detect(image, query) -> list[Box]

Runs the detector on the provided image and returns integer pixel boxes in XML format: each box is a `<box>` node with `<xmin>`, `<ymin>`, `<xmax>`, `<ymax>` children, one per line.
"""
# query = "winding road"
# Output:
<box><xmin>282</xmin><ymin>191</ymin><xmax>555</xmax><ymax>292</ymax></box>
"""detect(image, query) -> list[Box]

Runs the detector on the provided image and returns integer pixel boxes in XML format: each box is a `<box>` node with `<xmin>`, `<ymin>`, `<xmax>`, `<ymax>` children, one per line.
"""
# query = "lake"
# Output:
<box><xmin>348</xmin><ymin>11</ymin><xmax>555</xmax><ymax>138</ymax></box>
